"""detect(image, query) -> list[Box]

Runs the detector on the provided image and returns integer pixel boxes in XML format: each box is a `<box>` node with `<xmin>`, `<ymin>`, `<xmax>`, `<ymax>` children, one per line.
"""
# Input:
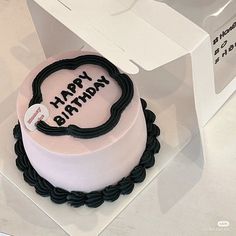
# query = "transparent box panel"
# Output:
<box><xmin>157</xmin><ymin>0</ymin><xmax>236</xmax><ymax>93</ymax></box>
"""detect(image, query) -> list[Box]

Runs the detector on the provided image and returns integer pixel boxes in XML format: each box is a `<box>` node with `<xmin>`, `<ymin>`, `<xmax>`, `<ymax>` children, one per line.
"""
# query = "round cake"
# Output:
<box><xmin>13</xmin><ymin>51</ymin><xmax>160</xmax><ymax>207</ymax></box>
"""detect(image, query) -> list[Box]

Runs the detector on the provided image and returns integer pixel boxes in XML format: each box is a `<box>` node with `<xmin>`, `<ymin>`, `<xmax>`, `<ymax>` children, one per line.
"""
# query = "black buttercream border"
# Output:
<box><xmin>13</xmin><ymin>99</ymin><xmax>161</xmax><ymax>208</ymax></box>
<box><xmin>29</xmin><ymin>54</ymin><xmax>134</xmax><ymax>139</ymax></box>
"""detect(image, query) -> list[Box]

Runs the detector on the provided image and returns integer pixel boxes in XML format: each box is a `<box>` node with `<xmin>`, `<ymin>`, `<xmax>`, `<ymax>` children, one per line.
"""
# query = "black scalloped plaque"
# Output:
<box><xmin>29</xmin><ymin>54</ymin><xmax>134</xmax><ymax>139</ymax></box>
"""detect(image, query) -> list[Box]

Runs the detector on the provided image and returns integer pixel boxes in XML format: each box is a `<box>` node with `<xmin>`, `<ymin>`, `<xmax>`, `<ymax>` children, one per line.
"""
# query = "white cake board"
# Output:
<box><xmin>0</xmin><ymin>0</ymin><xmax>235</xmax><ymax>235</ymax></box>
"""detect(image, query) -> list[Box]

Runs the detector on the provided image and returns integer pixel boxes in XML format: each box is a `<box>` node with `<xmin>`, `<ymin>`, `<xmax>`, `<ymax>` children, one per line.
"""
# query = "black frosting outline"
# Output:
<box><xmin>29</xmin><ymin>54</ymin><xmax>134</xmax><ymax>139</ymax></box>
<box><xmin>13</xmin><ymin>99</ymin><xmax>161</xmax><ymax>208</ymax></box>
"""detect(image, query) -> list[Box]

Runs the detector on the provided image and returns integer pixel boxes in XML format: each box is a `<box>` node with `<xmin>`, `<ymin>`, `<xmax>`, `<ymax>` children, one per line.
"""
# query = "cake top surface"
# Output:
<box><xmin>17</xmin><ymin>51</ymin><xmax>140</xmax><ymax>155</ymax></box>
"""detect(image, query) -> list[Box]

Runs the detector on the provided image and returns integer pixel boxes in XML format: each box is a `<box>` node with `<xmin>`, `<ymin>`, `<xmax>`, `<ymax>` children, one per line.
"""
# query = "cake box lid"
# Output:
<box><xmin>29</xmin><ymin>0</ymin><xmax>209</xmax><ymax>74</ymax></box>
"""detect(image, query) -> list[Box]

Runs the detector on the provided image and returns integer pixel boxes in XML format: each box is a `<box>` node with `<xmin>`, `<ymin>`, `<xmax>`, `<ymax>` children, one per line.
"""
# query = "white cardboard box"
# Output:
<box><xmin>0</xmin><ymin>1</ymin><xmax>235</xmax><ymax>235</ymax></box>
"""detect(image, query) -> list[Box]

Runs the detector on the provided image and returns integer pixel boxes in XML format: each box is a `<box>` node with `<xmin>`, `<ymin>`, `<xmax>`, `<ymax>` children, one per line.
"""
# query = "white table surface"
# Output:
<box><xmin>0</xmin><ymin>1</ymin><xmax>235</xmax><ymax>235</ymax></box>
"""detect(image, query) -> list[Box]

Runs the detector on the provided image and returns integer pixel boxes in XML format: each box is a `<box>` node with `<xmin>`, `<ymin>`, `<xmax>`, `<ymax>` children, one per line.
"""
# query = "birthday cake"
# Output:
<box><xmin>13</xmin><ymin>51</ymin><xmax>160</xmax><ymax>207</ymax></box>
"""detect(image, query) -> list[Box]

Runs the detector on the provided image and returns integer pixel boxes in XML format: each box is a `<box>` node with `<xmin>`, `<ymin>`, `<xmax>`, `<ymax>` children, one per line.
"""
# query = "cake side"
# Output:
<box><xmin>16</xmin><ymin>51</ymin><xmax>148</xmax><ymax>192</ymax></box>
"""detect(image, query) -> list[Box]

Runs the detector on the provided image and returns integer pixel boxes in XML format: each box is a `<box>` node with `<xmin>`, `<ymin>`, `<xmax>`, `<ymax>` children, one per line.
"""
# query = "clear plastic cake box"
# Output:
<box><xmin>0</xmin><ymin>0</ymin><xmax>235</xmax><ymax>235</ymax></box>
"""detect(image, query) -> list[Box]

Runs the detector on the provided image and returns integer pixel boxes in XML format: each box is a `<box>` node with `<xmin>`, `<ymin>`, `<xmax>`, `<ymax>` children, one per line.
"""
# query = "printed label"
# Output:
<box><xmin>211</xmin><ymin>15</ymin><xmax>236</xmax><ymax>93</ymax></box>
<box><xmin>212</xmin><ymin>17</ymin><xmax>236</xmax><ymax>66</ymax></box>
<box><xmin>24</xmin><ymin>104</ymin><xmax>49</xmax><ymax>131</ymax></box>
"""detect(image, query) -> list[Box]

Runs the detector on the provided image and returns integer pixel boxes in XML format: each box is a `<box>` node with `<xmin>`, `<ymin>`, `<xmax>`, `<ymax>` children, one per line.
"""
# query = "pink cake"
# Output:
<box><xmin>13</xmin><ymin>51</ymin><xmax>160</xmax><ymax>207</ymax></box>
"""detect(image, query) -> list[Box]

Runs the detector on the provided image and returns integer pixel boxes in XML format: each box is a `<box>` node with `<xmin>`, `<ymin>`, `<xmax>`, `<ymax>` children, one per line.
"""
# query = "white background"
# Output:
<box><xmin>0</xmin><ymin>0</ymin><xmax>235</xmax><ymax>235</ymax></box>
